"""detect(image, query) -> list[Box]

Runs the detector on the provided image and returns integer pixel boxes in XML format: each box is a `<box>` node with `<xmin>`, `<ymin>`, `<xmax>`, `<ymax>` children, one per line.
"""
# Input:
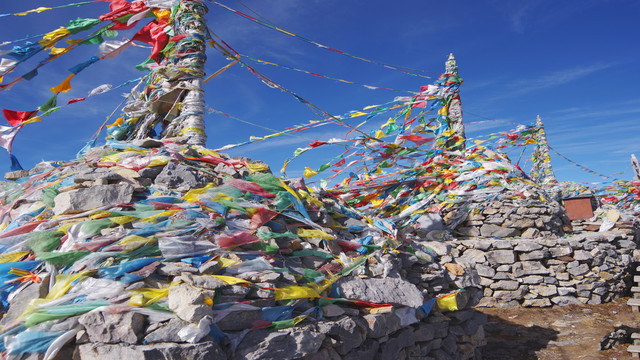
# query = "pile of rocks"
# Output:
<box><xmin>0</xmin><ymin>140</ymin><xmax>486</xmax><ymax>360</ymax></box>
<box><xmin>448</xmin><ymin>230</ymin><xmax>637</xmax><ymax>308</ymax></box>
<box><xmin>446</xmin><ymin>193</ymin><xmax>571</xmax><ymax>239</ymax></box>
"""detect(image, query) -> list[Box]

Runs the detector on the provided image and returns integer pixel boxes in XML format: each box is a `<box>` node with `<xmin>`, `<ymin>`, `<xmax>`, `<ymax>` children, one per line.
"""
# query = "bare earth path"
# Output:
<box><xmin>478</xmin><ymin>297</ymin><xmax>640</xmax><ymax>359</ymax></box>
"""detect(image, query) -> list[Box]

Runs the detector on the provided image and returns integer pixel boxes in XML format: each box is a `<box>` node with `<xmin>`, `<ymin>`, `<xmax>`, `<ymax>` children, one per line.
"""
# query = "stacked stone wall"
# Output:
<box><xmin>448</xmin><ymin>230</ymin><xmax>637</xmax><ymax>308</ymax></box>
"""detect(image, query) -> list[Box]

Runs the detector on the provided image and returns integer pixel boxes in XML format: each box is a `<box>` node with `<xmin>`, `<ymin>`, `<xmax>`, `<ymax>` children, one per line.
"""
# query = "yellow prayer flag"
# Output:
<box><xmin>0</xmin><ymin>251</ymin><xmax>30</xmax><ymax>263</ymax></box>
<box><xmin>297</xmin><ymin>228</ymin><xmax>334</xmax><ymax>240</ymax></box>
<box><xmin>39</xmin><ymin>27</ymin><xmax>71</xmax><ymax>48</ymax></box>
<box><xmin>247</xmin><ymin>162</ymin><xmax>270</xmax><ymax>173</ymax></box>
<box><xmin>436</xmin><ymin>293</ymin><xmax>458</xmax><ymax>311</ymax></box>
<box><xmin>303</xmin><ymin>167</ymin><xmax>318</xmax><ymax>179</ymax></box>
<box><xmin>14</xmin><ymin>7</ymin><xmax>52</xmax><ymax>16</ymax></box>
<box><xmin>50</xmin><ymin>74</ymin><xmax>75</xmax><ymax>94</ymax></box>
<box><xmin>274</xmin><ymin>285</ymin><xmax>320</xmax><ymax>301</ymax></box>
<box><xmin>209</xmin><ymin>275</ymin><xmax>249</xmax><ymax>285</ymax></box>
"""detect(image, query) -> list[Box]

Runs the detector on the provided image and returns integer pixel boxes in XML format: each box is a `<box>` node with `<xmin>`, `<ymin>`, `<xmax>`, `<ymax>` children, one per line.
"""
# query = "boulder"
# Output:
<box><xmin>334</xmin><ymin>276</ymin><xmax>423</xmax><ymax>308</ymax></box>
<box><xmin>479</xmin><ymin>224</ymin><xmax>520</xmax><ymax>238</ymax></box>
<box><xmin>78</xmin><ymin>311</ymin><xmax>145</xmax><ymax>344</ymax></box>
<box><xmin>53</xmin><ymin>184</ymin><xmax>135</xmax><ymax>215</ymax></box>
<box><xmin>77</xmin><ymin>341</ymin><xmax>226</xmax><ymax>360</ymax></box>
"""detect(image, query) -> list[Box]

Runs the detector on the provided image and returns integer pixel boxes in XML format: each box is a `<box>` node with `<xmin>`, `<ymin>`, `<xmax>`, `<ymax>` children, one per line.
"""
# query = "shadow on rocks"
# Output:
<box><xmin>481</xmin><ymin>314</ymin><xmax>559</xmax><ymax>360</ymax></box>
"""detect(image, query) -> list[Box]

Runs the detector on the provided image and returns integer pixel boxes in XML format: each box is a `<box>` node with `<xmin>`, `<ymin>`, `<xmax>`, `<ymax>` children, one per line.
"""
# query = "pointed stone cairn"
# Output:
<box><xmin>442</xmin><ymin>53</ymin><xmax>465</xmax><ymax>152</ymax></box>
<box><xmin>159</xmin><ymin>0</ymin><xmax>207</xmax><ymax>145</ymax></box>
<box><xmin>116</xmin><ymin>0</ymin><xmax>208</xmax><ymax>146</ymax></box>
<box><xmin>631</xmin><ymin>154</ymin><xmax>640</xmax><ymax>181</ymax></box>
<box><xmin>530</xmin><ymin>115</ymin><xmax>558</xmax><ymax>186</ymax></box>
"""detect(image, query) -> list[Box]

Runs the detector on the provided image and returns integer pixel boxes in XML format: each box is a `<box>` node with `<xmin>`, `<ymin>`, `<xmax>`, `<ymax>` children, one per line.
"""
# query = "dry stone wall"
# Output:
<box><xmin>448</xmin><ymin>230</ymin><xmax>637</xmax><ymax>308</ymax></box>
<box><xmin>445</xmin><ymin>195</ymin><xmax>571</xmax><ymax>239</ymax></box>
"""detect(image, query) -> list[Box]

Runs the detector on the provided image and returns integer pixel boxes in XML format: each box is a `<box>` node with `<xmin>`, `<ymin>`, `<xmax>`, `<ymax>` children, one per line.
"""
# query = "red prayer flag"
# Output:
<box><xmin>132</xmin><ymin>20</ymin><xmax>169</xmax><ymax>61</ymax></box>
<box><xmin>308</xmin><ymin>140</ymin><xmax>327</xmax><ymax>148</ymax></box>
<box><xmin>2</xmin><ymin>109</ymin><xmax>38</xmax><ymax>127</ymax></box>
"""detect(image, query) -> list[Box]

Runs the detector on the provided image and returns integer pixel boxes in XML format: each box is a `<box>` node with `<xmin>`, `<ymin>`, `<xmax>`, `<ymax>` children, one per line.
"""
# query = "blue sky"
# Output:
<box><xmin>0</xmin><ymin>0</ymin><xmax>639</xmax><ymax>184</ymax></box>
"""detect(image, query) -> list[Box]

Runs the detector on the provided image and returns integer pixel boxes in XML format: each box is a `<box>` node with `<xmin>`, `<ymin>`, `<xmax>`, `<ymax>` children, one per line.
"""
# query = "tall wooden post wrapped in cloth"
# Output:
<box><xmin>434</xmin><ymin>53</ymin><xmax>465</xmax><ymax>153</ymax></box>
<box><xmin>530</xmin><ymin>115</ymin><xmax>558</xmax><ymax>186</ymax></box>
<box><xmin>111</xmin><ymin>0</ymin><xmax>208</xmax><ymax>146</ymax></box>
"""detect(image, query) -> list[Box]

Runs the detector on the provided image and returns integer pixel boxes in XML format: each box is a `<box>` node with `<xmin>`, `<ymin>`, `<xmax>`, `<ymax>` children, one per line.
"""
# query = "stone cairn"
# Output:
<box><xmin>0</xmin><ymin>141</ymin><xmax>486</xmax><ymax>360</ymax></box>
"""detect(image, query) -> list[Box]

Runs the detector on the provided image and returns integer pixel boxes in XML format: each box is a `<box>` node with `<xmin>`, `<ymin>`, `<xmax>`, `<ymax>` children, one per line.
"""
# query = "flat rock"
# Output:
<box><xmin>486</xmin><ymin>250</ymin><xmax>515</xmax><ymax>265</ymax></box>
<box><xmin>78</xmin><ymin>311</ymin><xmax>145</xmax><ymax>344</ymax></box>
<box><xmin>232</xmin><ymin>325</ymin><xmax>325</xmax><ymax>360</ymax></box>
<box><xmin>480</xmin><ymin>224</ymin><xmax>520</xmax><ymax>238</ymax></box>
<box><xmin>168</xmin><ymin>283</ymin><xmax>215</xmax><ymax>322</ymax></box>
<box><xmin>53</xmin><ymin>184</ymin><xmax>134</xmax><ymax>215</ymax></box>
<box><xmin>144</xmin><ymin>318</ymin><xmax>190</xmax><ymax>344</ymax></box>
<box><xmin>77</xmin><ymin>341</ymin><xmax>226</xmax><ymax>360</ymax></box>
<box><xmin>154</xmin><ymin>162</ymin><xmax>211</xmax><ymax>191</ymax></box>
<box><xmin>334</xmin><ymin>276</ymin><xmax>423</xmax><ymax>308</ymax></box>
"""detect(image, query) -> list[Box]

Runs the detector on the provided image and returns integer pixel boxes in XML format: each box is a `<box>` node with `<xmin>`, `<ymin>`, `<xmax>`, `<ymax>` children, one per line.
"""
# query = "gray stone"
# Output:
<box><xmin>490</xmin><ymin>280</ymin><xmax>519</xmax><ymax>290</ymax></box>
<box><xmin>518</xmin><ymin>250</ymin><xmax>549</xmax><ymax>261</ymax></box>
<box><xmin>493</xmin><ymin>286</ymin><xmax>528</xmax><ymax>301</ymax></box>
<box><xmin>514</xmin><ymin>240</ymin><xmax>543</xmax><ymax>252</ymax></box>
<box><xmin>531</xmin><ymin>285</ymin><xmax>558</xmax><ymax>297</ymax></box>
<box><xmin>132</xmin><ymin>138</ymin><xmax>164</xmax><ymax>148</ymax></box>
<box><xmin>572</xmin><ymin>250</ymin><xmax>593</xmax><ymax>261</ymax></box>
<box><xmin>138</xmin><ymin>165</ymin><xmax>164</xmax><ymax>180</ymax></box>
<box><xmin>550</xmin><ymin>246</ymin><xmax>573</xmax><ymax>257</ymax></box>
<box><xmin>180</xmin><ymin>272</ymin><xmax>228</xmax><ymax>290</ymax></box>
<box><xmin>472</xmin><ymin>239</ymin><xmax>492</xmax><ymax>250</ymax></box>
<box><xmin>568</xmin><ymin>263</ymin><xmax>589</xmax><ymax>276</ymax></box>
<box><xmin>480</xmin><ymin>224</ymin><xmax>520</xmax><ymax>238</ymax></box>
<box><xmin>510</xmin><ymin>218</ymin><xmax>536</xmax><ymax>229</ymax></box>
<box><xmin>617</xmin><ymin>240</ymin><xmax>636</xmax><ymax>249</ymax></box>
<box><xmin>73</xmin><ymin>167</ymin><xmax>125</xmax><ymax>183</ymax></box>
<box><xmin>378</xmin><ymin>327</ymin><xmax>415</xmax><ymax>360</ymax></box>
<box><xmin>458</xmin><ymin>249</ymin><xmax>486</xmax><ymax>265</ymax></box>
<box><xmin>157</xmin><ymin>262</ymin><xmax>198</xmax><ymax>276</ymax></box>
<box><xmin>520</xmin><ymin>275</ymin><xmax>544</xmax><ymax>285</ymax></box>
<box><xmin>4</xmin><ymin>169</ymin><xmax>30</xmax><ymax>181</ymax></box>
<box><xmin>77</xmin><ymin>341</ymin><xmax>226</xmax><ymax>360</ymax></box>
<box><xmin>414</xmin><ymin>322</ymin><xmax>436</xmax><ymax>342</ymax></box>
<box><xmin>53</xmin><ymin>184</ymin><xmax>134</xmax><ymax>215</ymax></box>
<box><xmin>486</xmin><ymin>250</ymin><xmax>515</xmax><ymax>265</ymax></box>
<box><xmin>493</xmin><ymin>271</ymin><xmax>514</xmax><ymax>280</ymax></box>
<box><xmin>551</xmin><ymin>296</ymin><xmax>583</xmax><ymax>306</ymax></box>
<box><xmin>496</xmin><ymin>264</ymin><xmax>512</xmax><ymax>272</ymax></box>
<box><xmin>216</xmin><ymin>309</ymin><xmax>262</xmax><ymax>331</ymax></box>
<box><xmin>343</xmin><ymin>339</ymin><xmax>379</xmax><ymax>360</ymax></box>
<box><xmin>557</xmin><ymin>287</ymin><xmax>576</xmax><ymax>296</ymax></box>
<box><xmin>513</xmin><ymin>261</ymin><xmax>550</xmax><ymax>277</ymax></box>
<box><xmin>419</xmin><ymin>241</ymin><xmax>450</xmax><ymax>256</ymax></box>
<box><xmin>78</xmin><ymin>311</ymin><xmax>145</xmax><ymax>344</ymax></box>
<box><xmin>363</xmin><ymin>310</ymin><xmax>402</xmax><ymax>338</ymax></box>
<box><xmin>457</xmin><ymin>226</ymin><xmax>480</xmax><ymax>237</ymax></box>
<box><xmin>317</xmin><ymin>317</ymin><xmax>367</xmax><ymax>355</ymax></box>
<box><xmin>144</xmin><ymin>318</ymin><xmax>190</xmax><ymax>344</ymax></box>
<box><xmin>492</xmin><ymin>240</ymin><xmax>513</xmax><ymax>249</ymax></box>
<box><xmin>0</xmin><ymin>277</ymin><xmax>49</xmax><ymax>327</ymax></box>
<box><xmin>475</xmin><ymin>264</ymin><xmax>495</xmax><ymax>278</ymax></box>
<box><xmin>233</xmin><ymin>326</ymin><xmax>325</xmax><ymax>360</ymax></box>
<box><xmin>520</xmin><ymin>228</ymin><xmax>540</xmax><ymax>238</ymax></box>
<box><xmin>415</xmin><ymin>213</ymin><xmax>445</xmax><ymax>235</ymax></box>
<box><xmin>335</xmin><ymin>276</ymin><xmax>423</xmax><ymax>308</ymax></box>
<box><xmin>322</xmin><ymin>304</ymin><xmax>345</xmax><ymax>318</ymax></box>
<box><xmin>155</xmin><ymin>162</ymin><xmax>211</xmax><ymax>191</ymax></box>
<box><xmin>168</xmin><ymin>283</ymin><xmax>215</xmax><ymax>322</ymax></box>
<box><xmin>522</xmin><ymin>298</ymin><xmax>552</xmax><ymax>307</ymax></box>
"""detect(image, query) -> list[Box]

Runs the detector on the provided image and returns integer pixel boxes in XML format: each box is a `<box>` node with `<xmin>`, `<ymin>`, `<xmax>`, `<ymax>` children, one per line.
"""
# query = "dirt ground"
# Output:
<box><xmin>478</xmin><ymin>297</ymin><xmax>640</xmax><ymax>360</ymax></box>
